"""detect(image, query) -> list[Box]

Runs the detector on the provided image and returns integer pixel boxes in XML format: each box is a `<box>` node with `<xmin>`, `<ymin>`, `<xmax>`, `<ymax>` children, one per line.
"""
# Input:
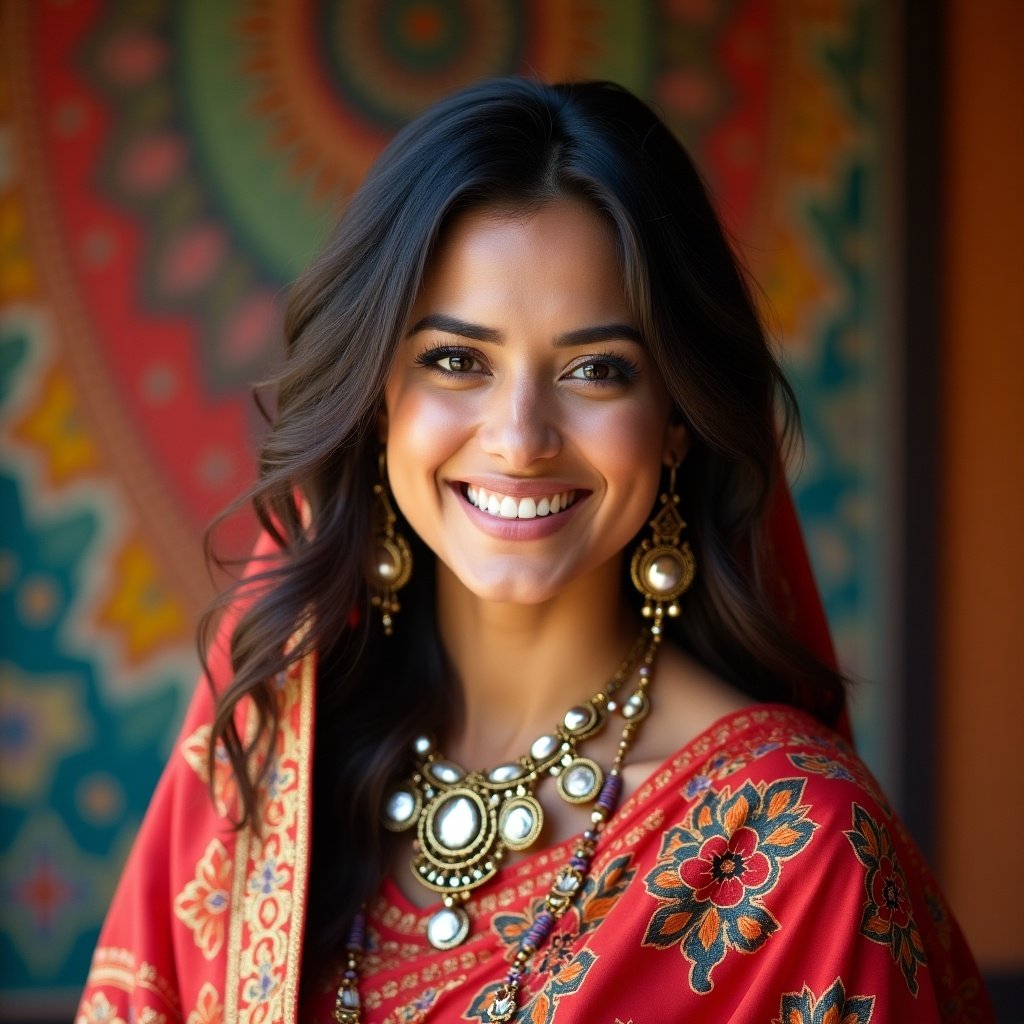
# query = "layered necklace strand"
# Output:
<box><xmin>334</xmin><ymin>626</ymin><xmax>662</xmax><ymax>1024</ymax></box>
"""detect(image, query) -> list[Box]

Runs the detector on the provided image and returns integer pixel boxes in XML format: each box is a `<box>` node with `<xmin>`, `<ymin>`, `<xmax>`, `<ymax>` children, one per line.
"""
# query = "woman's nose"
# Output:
<box><xmin>478</xmin><ymin>377</ymin><xmax>561</xmax><ymax>469</ymax></box>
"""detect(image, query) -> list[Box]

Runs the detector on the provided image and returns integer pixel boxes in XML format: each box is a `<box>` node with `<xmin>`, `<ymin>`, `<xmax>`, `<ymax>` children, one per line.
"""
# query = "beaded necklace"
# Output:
<box><xmin>334</xmin><ymin>627</ymin><xmax>662</xmax><ymax>1023</ymax></box>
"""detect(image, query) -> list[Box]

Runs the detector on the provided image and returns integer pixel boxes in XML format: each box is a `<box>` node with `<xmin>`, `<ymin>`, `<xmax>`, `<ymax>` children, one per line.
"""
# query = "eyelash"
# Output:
<box><xmin>414</xmin><ymin>345</ymin><xmax>640</xmax><ymax>386</ymax></box>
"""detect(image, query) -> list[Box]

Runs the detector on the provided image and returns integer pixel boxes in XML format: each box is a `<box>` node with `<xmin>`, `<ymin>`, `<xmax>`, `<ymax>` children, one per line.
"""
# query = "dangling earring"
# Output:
<box><xmin>630</xmin><ymin>461</ymin><xmax>696</xmax><ymax>631</ymax></box>
<box><xmin>369</xmin><ymin>451</ymin><xmax>412</xmax><ymax>635</ymax></box>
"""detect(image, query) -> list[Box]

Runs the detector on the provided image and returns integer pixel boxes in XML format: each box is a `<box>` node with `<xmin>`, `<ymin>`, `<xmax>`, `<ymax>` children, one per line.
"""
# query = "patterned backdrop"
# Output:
<box><xmin>0</xmin><ymin>0</ymin><xmax>889</xmax><ymax>1014</ymax></box>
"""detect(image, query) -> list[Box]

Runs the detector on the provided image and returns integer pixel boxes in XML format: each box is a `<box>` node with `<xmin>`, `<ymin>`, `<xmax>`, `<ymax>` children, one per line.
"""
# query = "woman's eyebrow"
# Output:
<box><xmin>407</xmin><ymin>313</ymin><xmax>501</xmax><ymax>342</ymax></box>
<box><xmin>553</xmin><ymin>323</ymin><xmax>645</xmax><ymax>347</ymax></box>
<box><xmin>407</xmin><ymin>314</ymin><xmax>644</xmax><ymax>347</ymax></box>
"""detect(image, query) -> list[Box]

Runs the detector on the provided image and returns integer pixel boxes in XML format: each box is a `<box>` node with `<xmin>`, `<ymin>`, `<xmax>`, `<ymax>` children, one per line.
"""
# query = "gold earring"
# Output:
<box><xmin>369</xmin><ymin>452</ymin><xmax>412</xmax><ymax>635</ymax></box>
<box><xmin>630</xmin><ymin>462</ymin><xmax>696</xmax><ymax>631</ymax></box>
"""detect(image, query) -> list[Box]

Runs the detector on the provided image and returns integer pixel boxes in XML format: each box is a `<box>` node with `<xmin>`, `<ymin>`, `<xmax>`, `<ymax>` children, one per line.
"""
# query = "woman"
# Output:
<box><xmin>77</xmin><ymin>79</ymin><xmax>992</xmax><ymax>1024</ymax></box>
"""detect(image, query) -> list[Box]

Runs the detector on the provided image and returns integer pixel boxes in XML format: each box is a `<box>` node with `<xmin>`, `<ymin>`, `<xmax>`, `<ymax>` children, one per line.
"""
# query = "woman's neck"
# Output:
<box><xmin>434</xmin><ymin>558</ymin><xmax>640</xmax><ymax>768</ymax></box>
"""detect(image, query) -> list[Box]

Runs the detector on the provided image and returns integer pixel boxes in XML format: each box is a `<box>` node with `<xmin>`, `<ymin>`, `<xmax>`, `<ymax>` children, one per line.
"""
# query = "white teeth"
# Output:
<box><xmin>465</xmin><ymin>486</ymin><xmax>576</xmax><ymax>520</ymax></box>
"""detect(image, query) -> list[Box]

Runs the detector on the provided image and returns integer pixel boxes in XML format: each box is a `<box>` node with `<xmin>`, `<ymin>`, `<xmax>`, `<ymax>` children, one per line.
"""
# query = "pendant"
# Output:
<box><xmin>426</xmin><ymin>902</ymin><xmax>471</xmax><ymax>950</ymax></box>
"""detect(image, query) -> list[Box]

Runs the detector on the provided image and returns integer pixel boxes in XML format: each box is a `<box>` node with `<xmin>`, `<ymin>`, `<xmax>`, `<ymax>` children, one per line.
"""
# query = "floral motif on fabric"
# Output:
<box><xmin>186</xmin><ymin>982</ymin><xmax>223</xmax><ymax>1024</ymax></box>
<box><xmin>787</xmin><ymin>751</ymin><xmax>855</xmax><ymax>781</ymax></box>
<box><xmin>491</xmin><ymin>854</ymin><xmax>636</xmax><ymax>952</ymax></box>
<box><xmin>384</xmin><ymin>977</ymin><xmax>465</xmax><ymax>1023</ymax></box>
<box><xmin>181</xmin><ymin>722</ymin><xmax>238</xmax><ymax>818</ymax></box>
<box><xmin>173</xmin><ymin>838</ymin><xmax>232</xmax><ymax>960</ymax></box>
<box><xmin>76</xmin><ymin>991</ymin><xmax>129</xmax><ymax>1024</ymax></box>
<box><xmin>464</xmin><ymin>949</ymin><xmax>597</xmax><ymax>1024</ymax></box>
<box><xmin>773</xmin><ymin>977</ymin><xmax>875</xmax><ymax>1024</ymax></box>
<box><xmin>938</xmin><ymin>976</ymin><xmax>990</xmax><ymax>1023</ymax></box>
<box><xmin>642</xmin><ymin>777</ymin><xmax>816</xmax><ymax>993</ymax></box>
<box><xmin>231</xmin><ymin>662</ymin><xmax>307</xmax><ymax>1023</ymax></box>
<box><xmin>845</xmin><ymin>803</ymin><xmax>927</xmax><ymax>996</ymax></box>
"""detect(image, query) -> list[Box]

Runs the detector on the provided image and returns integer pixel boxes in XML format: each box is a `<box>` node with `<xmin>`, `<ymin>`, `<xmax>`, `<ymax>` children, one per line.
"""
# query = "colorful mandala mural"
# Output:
<box><xmin>0</xmin><ymin>0</ymin><xmax>889</xmax><ymax>1014</ymax></box>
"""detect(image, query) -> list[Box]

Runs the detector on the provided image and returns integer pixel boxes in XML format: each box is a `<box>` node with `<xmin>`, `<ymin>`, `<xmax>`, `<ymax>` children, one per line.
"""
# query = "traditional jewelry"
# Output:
<box><xmin>336</xmin><ymin>629</ymin><xmax>662</xmax><ymax>1024</ymax></box>
<box><xmin>368</xmin><ymin>451</ymin><xmax>412</xmax><ymax>635</ymax></box>
<box><xmin>381</xmin><ymin>629</ymin><xmax>656</xmax><ymax>952</ymax></box>
<box><xmin>630</xmin><ymin>461</ymin><xmax>696</xmax><ymax>627</ymax></box>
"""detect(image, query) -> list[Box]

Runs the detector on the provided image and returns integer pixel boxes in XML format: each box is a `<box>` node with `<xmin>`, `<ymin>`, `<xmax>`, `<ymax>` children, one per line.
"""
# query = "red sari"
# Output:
<box><xmin>75</xmin><ymin>497</ymin><xmax>994</xmax><ymax>1024</ymax></box>
<box><xmin>302</xmin><ymin>706</ymin><xmax>991</xmax><ymax>1023</ymax></box>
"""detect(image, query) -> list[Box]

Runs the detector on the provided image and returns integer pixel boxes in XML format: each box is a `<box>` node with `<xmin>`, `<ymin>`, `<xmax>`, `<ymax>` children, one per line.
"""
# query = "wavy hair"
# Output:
<box><xmin>201</xmin><ymin>77</ymin><xmax>846</xmax><ymax>976</ymax></box>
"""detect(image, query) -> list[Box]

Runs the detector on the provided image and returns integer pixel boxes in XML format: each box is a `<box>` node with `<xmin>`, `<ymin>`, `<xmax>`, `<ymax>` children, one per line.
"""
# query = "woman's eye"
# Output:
<box><xmin>568</xmin><ymin>360</ymin><xmax>628</xmax><ymax>382</ymax></box>
<box><xmin>439</xmin><ymin>354</ymin><xmax>476</xmax><ymax>373</ymax></box>
<box><xmin>414</xmin><ymin>347</ymin><xmax>484</xmax><ymax>376</ymax></box>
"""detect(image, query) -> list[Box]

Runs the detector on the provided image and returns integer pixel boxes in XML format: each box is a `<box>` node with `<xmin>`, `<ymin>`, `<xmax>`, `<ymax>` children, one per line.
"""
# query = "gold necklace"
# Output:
<box><xmin>381</xmin><ymin>628</ymin><xmax>657</xmax><ymax>951</ymax></box>
<box><xmin>338</xmin><ymin>627</ymin><xmax>662</xmax><ymax>1022</ymax></box>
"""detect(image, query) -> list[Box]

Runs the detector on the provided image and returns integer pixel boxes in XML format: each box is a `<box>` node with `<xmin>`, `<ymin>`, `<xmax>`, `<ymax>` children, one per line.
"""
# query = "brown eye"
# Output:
<box><xmin>441</xmin><ymin>354</ymin><xmax>475</xmax><ymax>372</ymax></box>
<box><xmin>576</xmin><ymin>362</ymin><xmax>612</xmax><ymax>380</ymax></box>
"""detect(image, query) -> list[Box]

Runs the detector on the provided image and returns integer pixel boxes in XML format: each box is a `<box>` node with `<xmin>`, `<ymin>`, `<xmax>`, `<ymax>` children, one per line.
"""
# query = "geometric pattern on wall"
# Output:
<box><xmin>0</xmin><ymin>0</ymin><xmax>888</xmax><ymax>1014</ymax></box>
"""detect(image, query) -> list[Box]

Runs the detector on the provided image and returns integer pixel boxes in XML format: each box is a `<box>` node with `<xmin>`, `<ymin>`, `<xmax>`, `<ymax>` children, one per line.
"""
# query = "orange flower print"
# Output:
<box><xmin>174</xmin><ymin>839</ymin><xmax>232</xmax><ymax>960</ymax></box>
<box><xmin>678</xmin><ymin>826</ymin><xmax>772</xmax><ymax>908</ymax></box>
<box><xmin>643</xmin><ymin>778</ymin><xmax>816</xmax><ymax>993</ymax></box>
<box><xmin>845</xmin><ymin>804</ymin><xmax>926</xmax><ymax>995</ymax></box>
<box><xmin>180</xmin><ymin>724</ymin><xmax>238</xmax><ymax>818</ymax></box>
<box><xmin>186</xmin><ymin>983</ymin><xmax>223</xmax><ymax>1024</ymax></box>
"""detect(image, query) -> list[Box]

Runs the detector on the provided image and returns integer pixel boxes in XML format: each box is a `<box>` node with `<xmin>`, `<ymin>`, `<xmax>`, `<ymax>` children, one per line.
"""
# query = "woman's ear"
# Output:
<box><xmin>662</xmin><ymin>416</ymin><xmax>690</xmax><ymax>467</ymax></box>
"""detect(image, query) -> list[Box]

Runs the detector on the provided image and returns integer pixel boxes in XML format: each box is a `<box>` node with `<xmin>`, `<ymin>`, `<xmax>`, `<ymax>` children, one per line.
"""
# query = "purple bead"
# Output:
<box><xmin>570</xmin><ymin>856</ymin><xmax>589</xmax><ymax>870</ymax></box>
<box><xmin>596</xmin><ymin>774</ymin><xmax>622</xmax><ymax>812</ymax></box>
<box><xmin>583</xmin><ymin>829</ymin><xmax>599</xmax><ymax>842</ymax></box>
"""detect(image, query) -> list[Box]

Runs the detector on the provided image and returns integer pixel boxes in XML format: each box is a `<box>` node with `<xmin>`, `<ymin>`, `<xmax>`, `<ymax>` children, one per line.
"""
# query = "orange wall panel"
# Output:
<box><xmin>939</xmin><ymin>0</ymin><xmax>1024</xmax><ymax>969</ymax></box>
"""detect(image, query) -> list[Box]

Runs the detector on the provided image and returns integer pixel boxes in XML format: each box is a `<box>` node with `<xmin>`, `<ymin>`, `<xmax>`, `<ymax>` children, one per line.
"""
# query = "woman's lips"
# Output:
<box><xmin>450</xmin><ymin>481</ymin><xmax>589</xmax><ymax>540</ymax></box>
<box><xmin>464</xmin><ymin>483</ymin><xmax>578</xmax><ymax>520</ymax></box>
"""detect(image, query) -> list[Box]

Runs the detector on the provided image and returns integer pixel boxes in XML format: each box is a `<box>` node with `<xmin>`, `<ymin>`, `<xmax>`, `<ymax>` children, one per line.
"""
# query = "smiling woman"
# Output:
<box><xmin>385</xmin><ymin>201</ymin><xmax>679</xmax><ymax>605</ymax></box>
<box><xmin>77</xmin><ymin>79</ymin><xmax>993</xmax><ymax>1024</ymax></box>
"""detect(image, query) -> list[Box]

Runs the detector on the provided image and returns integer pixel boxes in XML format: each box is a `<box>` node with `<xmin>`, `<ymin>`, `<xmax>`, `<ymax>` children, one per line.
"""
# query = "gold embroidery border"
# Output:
<box><xmin>284</xmin><ymin>650</ymin><xmax>314</xmax><ymax>1019</ymax></box>
<box><xmin>223</xmin><ymin>647</ymin><xmax>314</xmax><ymax>1024</ymax></box>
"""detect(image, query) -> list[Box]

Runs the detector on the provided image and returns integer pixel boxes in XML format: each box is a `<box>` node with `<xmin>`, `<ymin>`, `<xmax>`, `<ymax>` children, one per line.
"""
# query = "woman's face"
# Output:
<box><xmin>383</xmin><ymin>199</ymin><xmax>685</xmax><ymax>606</ymax></box>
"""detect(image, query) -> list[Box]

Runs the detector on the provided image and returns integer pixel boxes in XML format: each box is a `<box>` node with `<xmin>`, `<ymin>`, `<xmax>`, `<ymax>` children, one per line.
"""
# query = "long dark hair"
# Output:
<box><xmin>202</xmin><ymin>77</ymin><xmax>846</xmax><ymax>976</ymax></box>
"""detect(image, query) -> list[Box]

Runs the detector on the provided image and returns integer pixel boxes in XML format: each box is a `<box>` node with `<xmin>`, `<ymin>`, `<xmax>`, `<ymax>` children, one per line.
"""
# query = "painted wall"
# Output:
<box><xmin>938</xmin><ymin>0</ymin><xmax>1024</xmax><ymax>973</ymax></box>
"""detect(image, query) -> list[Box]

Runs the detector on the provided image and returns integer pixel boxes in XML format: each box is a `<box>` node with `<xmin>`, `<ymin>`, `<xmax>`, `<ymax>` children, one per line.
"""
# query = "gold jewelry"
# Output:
<box><xmin>368</xmin><ymin>452</ymin><xmax>412</xmax><ymax>635</ymax></box>
<box><xmin>630</xmin><ymin>461</ymin><xmax>696</xmax><ymax>629</ymax></box>
<box><xmin>338</xmin><ymin>629</ymin><xmax>662</xmax><ymax>1022</ymax></box>
<box><xmin>380</xmin><ymin>628</ymin><xmax>658</xmax><ymax>951</ymax></box>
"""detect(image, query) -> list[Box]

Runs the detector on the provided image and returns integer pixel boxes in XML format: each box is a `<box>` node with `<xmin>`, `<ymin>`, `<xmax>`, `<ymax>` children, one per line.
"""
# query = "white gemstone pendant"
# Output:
<box><xmin>563</xmin><ymin>704</ymin><xmax>597</xmax><ymax>734</ymax></box>
<box><xmin>557</xmin><ymin>757</ymin><xmax>603</xmax><ymax>804</ymax></box>
<box><xmin>487</xmin><ymin>762</ymin><xmax>526</xmax><ymax>784</ymax></box>
<box><xmin>498</xmin><ymin>796</ymin><xmax>544</xmax><ymax>851</ymax></box>
<box><xmin>382</xmin><ymin>786</ymin><xmax>420</xmax><ymax>832</ymax></box>
<box><xmin>426</xmin><ymin>904</ymin><xmax>470</xmax><ymax>950</ymax></box>
<box><xmin>530</xmin><ymin>734</ymin><xmax>560</xmax><ymax>761</ymax></box>
<box><xmin>430</xmin><ymin>793</ymin><xmax>484</xmax><ymax>851</ymax></box>
<box><xmin>428</xmin><ymin>760</ymin><xmax>465</xmax><ymax>784</ymax></box>
<box><xmin>621</xmin><ymin>689</ymin><xmax>650</xmax><ymax>721</ymax></box>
